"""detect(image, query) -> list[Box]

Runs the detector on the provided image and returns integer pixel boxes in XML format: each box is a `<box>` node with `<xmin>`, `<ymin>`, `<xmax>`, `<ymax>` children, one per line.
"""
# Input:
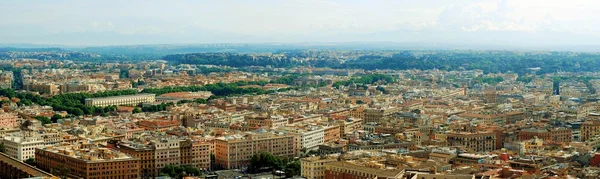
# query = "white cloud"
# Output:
<box><xmin>436</xmin><ymin>0</ymin><xmax>600</xmax><ymax>36</ymax></box>
<box><xmin>1</xmin><ymin>0</ymin><xmax>600</xmax><ymax>45</ymax></box>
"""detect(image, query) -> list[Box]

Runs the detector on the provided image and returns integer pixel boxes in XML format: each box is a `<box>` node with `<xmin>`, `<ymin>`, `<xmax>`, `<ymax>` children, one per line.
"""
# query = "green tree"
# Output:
<box><xmin>376</xmin><ymin>86</ymin><xmax>387</xmax><ymax>94</ymax></box>
<box><xmin>24</xmin><ymin>158</ymin><xmax>36</xmax><ymax>166</ymax></box>
<box><xmin>284</xmin><ymin>160</ymin><xmax>301</xmax><ymax>178</ymax></box>
<box><xmin>35</xmin><ymin>116</ymin><xmax>52</xmax><ymax>125</ymax></box>
<box><xmin>137</xmin><ymin>79</ymin><xmax>147</xmax><ymax>86</ymax></box>
<box><xmin>411</xmin><ymin>109</ymin><xmax>421</xmax><ymax>114</ymax></box>
<box><xmin>132</xmin><ymin>108</ymin><xmax>142</xmax><ymax>114</ymax></box>
<box><xmin>160</xmin><ymin>165</ymin><xmax>202</xmax><ymax>178</ymax></box>
<box><xmin>247</xmin><ymin>152</ymin><xmax>294</xmax><ymax>174</ymax></box>
<box><xmin>0</xmin><ymin>143</ymin><xmax>5</xmax><ymax>153</ymax></box>
<box><xmin>51</xmin><ymin>114</ymin><xmax>63</xmax><ymax>123</ymax></box>
<box><xmin>119</xmin><ymin>70</ymin><xmax>129</xmax><ymax>79</ymax></box>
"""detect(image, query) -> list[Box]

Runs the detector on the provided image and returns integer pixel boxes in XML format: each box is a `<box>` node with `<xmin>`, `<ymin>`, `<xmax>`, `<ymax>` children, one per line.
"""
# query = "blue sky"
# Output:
<box><xmin>1</xmin><ymin>0</ymin><xmax>599</xmax><ymax>46</ymax></box>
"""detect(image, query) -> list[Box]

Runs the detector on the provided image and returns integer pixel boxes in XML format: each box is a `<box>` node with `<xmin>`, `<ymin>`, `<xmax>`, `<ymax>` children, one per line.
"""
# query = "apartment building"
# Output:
<box><xmin>301</xmin><ymin>156</ymin><xmax>337</xmax><ymax>179</ymax></box>
<box><xmin>115</xmin><ymin>142</ymin><xmax>156</xmax><ymax>178</ymax></box>
<box><xmin>246</xmin><ymin>115</ymin><xmax>288</xmax><ymax>129</ymax></box>
<box><xmin>349</xmin><ymin>107</ymin><xmax>365</xmax><ymax>119</ymax></box>
<box><xmin>2</xmin><ymin>132</ymin><xmax>44</xmax><ymax>161</ymax></box>
<box><xmin>180</xmin><ymin>139</ymin><xmax>212</xmax><ymax>171</ymax></box>
<box><xmin>325</xmin><ymin>161</ymin><xmax>405</xmax><ymax>179</ymax></box>
<box><xmin>0</xmin><ymin>112</ymin><xmax>18</xmax><ymax>129</ymax></box>
<box><xmin>518</xmin><ymin>128</ymin><xmax>572</xmax><ymax>143</ymax></box>
<box><xmin>0</xmin><ymin>71</ymin><xmax>13</xmax><ymax>89</ymax></box>
<box><xmin>59</xmin><ymin>83</ymin><xmax>92</xmax><ymax>93</ymax></box>
<box><xmin>152</xmin><ymin>139</ymin><xmax>180</xmax><ymax>170</ymax></box>
<box><xmin>446</xmin><ymin>132</ymin><xmax>497</xmax><ymax>152</ymax></box>
<box><xmin>35</xmin><ymin>144</ymin><xmax>140</xmax><ymax>179</ymax></box>
<box><xmin>299</xmin><ymin>127</ymin><xmax>325</xmax><ymax>151</ymax></box>
<box><xmin>84</xmin><ymin>93</ymin><xmax>156</xmax><ymax>107</ymax></box>
<box><xmin>137</xmin><ymin>120</ymin><xmax>181</xmax><ymax>132</ymax></box>
<box><xmin>215</xmin><ymin>132</ymin><xmax>300</xmax><ymax>169</ymax></box>
<box><xmin>332</xmin><ymin>117</ymin><xmax>363</xmax><ymax>137</ymax></box>
<box><xmin>364</xmin><ymin>107</ymin><xmax>400</xmax><ymax>123</ymax></box>
<box><xmin>582</xmin><ymin>120</ymin><xmax>600</xmax><ymax>142</ymax></box>
<box><xmin>23</xmin><ymin>83</ymin><xmax>60</xmax><ymax>95</ymax></box>
<box><xmin>323</xmin><ymin>125</ymin><xmax>341</xmax><ymax>143</ymax></box>
<box><xmin>115</xmin><ymin>137</ymin><xmax>213</xmax><ymax>178</ymax></box>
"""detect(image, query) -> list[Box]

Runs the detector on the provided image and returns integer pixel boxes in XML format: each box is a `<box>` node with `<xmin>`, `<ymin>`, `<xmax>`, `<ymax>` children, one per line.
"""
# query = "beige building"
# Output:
<box><xmin>23</xmin><ymin>83</ymin><xmax>60</xmax><ymax>95</ymax></box>
<box><xmin>180</xmin><ymin>139</ymin><xmax>212</xmax><ymax>171</ymax></box>
<box><xmin>301</xmin><ymin>156</ymin><xmax>337</xmax><ymax>179</ymax></box>
<box><xmin>582</xmin><ymin>120</ymin><xmax>600</xmax><ymax>141</ymax></box>
<box><xmin>332</xmin><ymin>117</ymin><xmax>363</xmax><ymax>137</ymax></box>
<box><xmin>0</xmin><ymin>71</ymin><xmax>13</xmax><ymax>89</ymax></box>
<box><xmin>152</xmin><ymin>139</ymin><xmax>181</xmax><ymax>170</ymax></box>
<box><xmin>215</xmin><ymin>132</ymin><xmax>300</xmax><ymax>169</ymax></box>
<box><xmin>84</xmin><ymin>93</ymin><xmax>155</xmax><ymax>107</ymax></box>
<box><xmin>325</xmin><ymin>161</ymin><xmax>404</xmax><ymax>179</ymax></box>
<box><xmin>115</xmin><ymin>138</ymin><xmax>212</xmax><ymax>178</ymax></box>
<box><xmin>364</xmin><ymin>107</ymin><xmax>400</xmax><ymax>123</ymax></box>
<box><xmin>246</xmin><ymin>115</ymin><xmax>288</xmax><ymax>129</ymax></box>
<box><xmin>60</xmin><ymin>83</ymin><xmax>92</xmax><ymax>93</ymax></box>
<box><xmin>446</xmin><ymin>132</ymin><xmax>497</xmax><ymax>152</ymax></box>
<box><xmin>35</xmin><ymin>144</ymin><xmax>140</xmax><ymax>179</ymax></box>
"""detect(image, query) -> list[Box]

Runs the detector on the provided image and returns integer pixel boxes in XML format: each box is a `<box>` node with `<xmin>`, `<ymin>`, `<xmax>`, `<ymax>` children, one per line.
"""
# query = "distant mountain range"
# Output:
<box><xmin>2</xmin><ymin>40</ymin><xmax>600</xmax><ymax>54</ymax></box>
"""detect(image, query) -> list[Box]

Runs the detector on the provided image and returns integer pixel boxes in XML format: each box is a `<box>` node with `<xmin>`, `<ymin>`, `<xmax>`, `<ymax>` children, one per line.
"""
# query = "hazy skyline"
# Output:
<box><xmin>2</xmin><ymin>0</ymin><xmax>600</xmax><ymax>47</ymax></box>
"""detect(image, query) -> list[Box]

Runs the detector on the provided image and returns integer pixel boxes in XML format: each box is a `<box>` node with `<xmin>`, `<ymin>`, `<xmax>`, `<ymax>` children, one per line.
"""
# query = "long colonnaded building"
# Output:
<box><xmin>84</xmin><ymin>93</ymin><xmax>155</xmax><ymax>107</ymax></box>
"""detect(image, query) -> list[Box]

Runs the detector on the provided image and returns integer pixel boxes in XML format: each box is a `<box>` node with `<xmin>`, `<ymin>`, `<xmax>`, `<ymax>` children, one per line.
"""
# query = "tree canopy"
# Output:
<box><xmin>333</xmin><ymin>74</ymin><xmax>395</xmax><ymax>88</ymax></box>
<box><xmin>0</xmin><ymin>88</ymin><xmax>135</xmax><ymax>117</ymax></box>
<box><xmin>159</xmin><ymin>165</ymin><xmax>202</xmax><ymax>178</ymax></box>
<box><xmin>162</xmin><ymin>51</ymin><xmax>600</xmax><ymax>75</ymax></box>
<box><xmin>247</xmin><ymin>152</ymin><xmax>300</xmax><ymax>178</ymax></box>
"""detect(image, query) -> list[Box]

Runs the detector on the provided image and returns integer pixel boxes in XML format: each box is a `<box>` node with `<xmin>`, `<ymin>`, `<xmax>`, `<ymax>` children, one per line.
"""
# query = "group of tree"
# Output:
<box><xmin>159</xmin><ymin>165</ymin><xmax>202</xmax><ymax>178</ymax></box>
<box><xmin>247</xmin><ymin>152</ymin><xmax>301</xmax><ymax>178</ymax></box>
<box><xmin>0</xmin><ymin>88</ymin><xmax>135</xmax><ymax>117</ymax></box>
<box><xmin>163</xmin><ymin>53</ymin><xmax>304</xmax><ymax>68</ymax></box>
<box><xmin>194</xmin><ymin>66</ymin><xmax>234</xmax><ymax>75</ymax></box>
<box><xmin>132</xmin><ymin>107</ymin><xmax>142</xmax><ymax>114</ymax></box>
<box><xmin>141</xmin><ymin>102</ymin><xmax>174</xmax><ymax>112</ymax></box>
<box><xmin>516</xmin><ymin>76</ymin><xmax>534</xmax><ymax>83</ymax></box>
<box><xmin>142</xmin><ymin>81</ymin><xmax>272</xmax><ymax>96</ymax></box>
<box><xmin>176</xmin><ymin>98</ymin><xmax>208</xmax><ymax>105</ymax></box>
<box><xmin>270</xmin><ymin>74</ymin><xmax>304</xmax><ymax>85</ymax></box>
<box><xmin>119</xmin><ymin>70</ymin><xmax>129</xmax><ymax>79</ymax></box>
<box><xmin>161</xmin><ymin>51</ymin><xmax>600</xmax><ymax>75</ymax></box>
<box><xmin>375</xmin><ymin>86</ymin><xmax>387</xmax><ymax>94</ymax></box>
<box><xmin>333</xmin><ymin>74</ymin><xmax>395</xmax><ymax>88</ymax></box>
<box><xmin>24</xmin><ymin>158</ymin><xmax>36</xmax><ymax>166</ymax></box>
<box><xmin>474</xmin><ymin>76</ymin><xmax>504</xmax><ymax>84</ymax></box>
<box><xmin>34</xmin><ymin>116</ymin><xmax>52</xmax><ymax>125</ymax></box>
<box><xmin>131</xmin><ymin>79</ymin><xmax>146</xmax><ymax>88</ymax></box>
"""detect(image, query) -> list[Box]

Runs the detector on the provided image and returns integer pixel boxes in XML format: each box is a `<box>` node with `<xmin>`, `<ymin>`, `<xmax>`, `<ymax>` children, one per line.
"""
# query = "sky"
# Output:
<box><xmin>1</xmin><ymin>0</ymin><xmax>600</xmax><ymax>47</ymax></box>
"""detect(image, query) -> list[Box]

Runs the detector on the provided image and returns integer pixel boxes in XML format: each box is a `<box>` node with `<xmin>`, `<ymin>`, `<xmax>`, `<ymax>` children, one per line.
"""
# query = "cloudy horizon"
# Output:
<box><xmin>2</xmin><ymin>0</ymin><xmax>599</xmax><ymax>47</ymax></box>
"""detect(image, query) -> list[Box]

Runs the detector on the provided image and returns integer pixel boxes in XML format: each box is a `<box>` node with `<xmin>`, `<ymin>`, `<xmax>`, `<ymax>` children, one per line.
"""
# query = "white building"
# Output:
<box><xmin>270</xmin><ymin>115</ymin><xmax>288</xmax><ymax>129</ymax></box>
<box><xmin>2</xmin><ymin>132</ymin><xmax>44</xmax><ymax>161</ymax></box>
<box><xmin>299</xmin><ymin>126</ymin><xmax>325</xmax><ymax>151</ymax></box>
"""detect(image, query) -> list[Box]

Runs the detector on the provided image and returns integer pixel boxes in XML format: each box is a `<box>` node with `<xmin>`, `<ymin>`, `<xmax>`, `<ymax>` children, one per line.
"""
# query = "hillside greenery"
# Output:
<box><xmin>162</xmin><ymin>51</ymin><xmax>600</xmax><ymax>75</ymax></box>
